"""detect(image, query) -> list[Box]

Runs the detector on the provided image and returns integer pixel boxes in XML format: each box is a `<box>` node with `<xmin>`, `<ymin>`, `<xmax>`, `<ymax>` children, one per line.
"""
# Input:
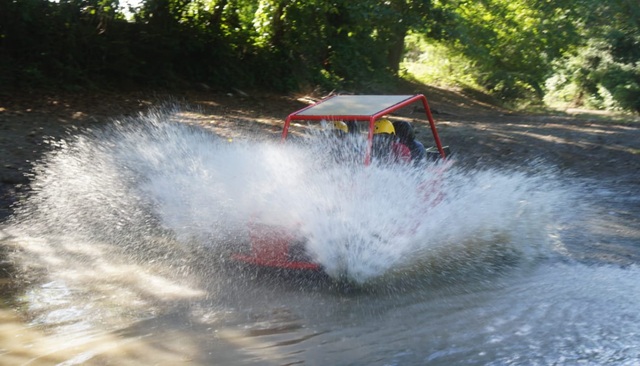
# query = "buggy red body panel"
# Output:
<box><xmin>233</xmin><ymin>94</ymin><xmax>447</xmax><ymax>271</ymax></box>
<box><xmin>232</xmin><ymin>223</ymin><xmax>321</xmax><ymax>270</ymax></box>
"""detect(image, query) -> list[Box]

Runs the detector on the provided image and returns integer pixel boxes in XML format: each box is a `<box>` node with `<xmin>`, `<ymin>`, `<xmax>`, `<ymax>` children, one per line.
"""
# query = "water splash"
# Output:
<box><xmin>10</xmin><ymin>109</ymin><xmax>571</xmax><ymax>285</ymax></box>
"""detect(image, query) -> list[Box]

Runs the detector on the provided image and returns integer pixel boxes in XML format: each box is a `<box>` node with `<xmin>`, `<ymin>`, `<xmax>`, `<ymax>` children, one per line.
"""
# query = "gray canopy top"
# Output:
<box><xmin>292</xmin><ymin>95</ymin><xmax>416</xmax><ymax>119</ymax></box>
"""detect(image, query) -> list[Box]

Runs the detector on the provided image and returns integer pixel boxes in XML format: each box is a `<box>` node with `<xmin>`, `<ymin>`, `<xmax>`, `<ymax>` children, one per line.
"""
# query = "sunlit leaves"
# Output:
<box><xmin>429</xmin><ymin>0</ymin><xmax>579</xmax><ymax>101</ymax></box>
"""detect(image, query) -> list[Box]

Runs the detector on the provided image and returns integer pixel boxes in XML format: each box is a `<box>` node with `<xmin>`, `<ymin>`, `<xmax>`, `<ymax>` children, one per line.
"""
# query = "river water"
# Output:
<box><xmin>1</xmin><ymin>111</ymin><xmax>639</xmax><ymax>365</ymax></box>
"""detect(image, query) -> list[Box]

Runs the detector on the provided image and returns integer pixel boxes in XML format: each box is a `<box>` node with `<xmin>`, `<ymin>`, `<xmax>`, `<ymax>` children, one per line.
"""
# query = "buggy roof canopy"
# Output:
<box><xmin>291</xmin><ymin>95</ymin><xmax>419</xmax><ymax>120</ymax></box>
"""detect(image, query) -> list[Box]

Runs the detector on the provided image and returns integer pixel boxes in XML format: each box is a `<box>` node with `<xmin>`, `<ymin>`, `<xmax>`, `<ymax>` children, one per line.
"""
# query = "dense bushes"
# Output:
<box><xmin>538</xmin><ymin>1</ymin><xmax>639</xmax><ymax>113</ymax></box>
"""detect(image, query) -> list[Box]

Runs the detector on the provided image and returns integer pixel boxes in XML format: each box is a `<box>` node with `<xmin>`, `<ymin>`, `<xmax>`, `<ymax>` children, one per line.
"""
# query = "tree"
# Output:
<box><xmin>424</xmin><ymin>0</ymin><xmax>580</xmax><ymax>101</ymax></box>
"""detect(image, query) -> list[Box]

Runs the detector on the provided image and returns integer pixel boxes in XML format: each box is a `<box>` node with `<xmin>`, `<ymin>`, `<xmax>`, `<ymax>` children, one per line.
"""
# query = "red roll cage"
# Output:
<box><xmin>281</xmin><ymin>94</ymin><xmax>446</xmax><ymax>165</ymax></box>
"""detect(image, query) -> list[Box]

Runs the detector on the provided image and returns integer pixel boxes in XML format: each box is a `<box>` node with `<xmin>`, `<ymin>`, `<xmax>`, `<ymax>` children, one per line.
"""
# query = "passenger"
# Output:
<box><xmin>393</xmin><ymin>120</ymin><xmax>426</xmax><ymax>165</ymax></box>
<box><xmin>332</xmin><ymin>120</ymin><xmax>349</xmax><ymax>138</ymax></box>
<box><xmin>372</xmin><ymin>119</ymin><xmax>411</xmax><ymax>164</ymax></box>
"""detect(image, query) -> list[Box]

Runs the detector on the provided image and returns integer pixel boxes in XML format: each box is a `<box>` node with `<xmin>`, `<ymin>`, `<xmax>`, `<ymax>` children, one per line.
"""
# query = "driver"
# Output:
<box><xmin>372</xmin><ymin>119</ymin><xmax>411</xmax><ymax>164</ymax></box>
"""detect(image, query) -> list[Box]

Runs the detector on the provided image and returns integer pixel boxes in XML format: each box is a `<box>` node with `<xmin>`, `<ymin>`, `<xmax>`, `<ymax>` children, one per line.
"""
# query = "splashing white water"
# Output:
<box><xmin>11</xmin><ymin>109</ymin><xmax>571</xmax><ymax>284</ymax></box>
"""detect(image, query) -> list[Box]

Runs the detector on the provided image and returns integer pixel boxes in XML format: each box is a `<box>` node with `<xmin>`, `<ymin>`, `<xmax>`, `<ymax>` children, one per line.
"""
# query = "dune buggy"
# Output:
<box><xmin>232</xmin><ymin>94</ymin><xmax>448</xmax><ymax>270</ymax></box>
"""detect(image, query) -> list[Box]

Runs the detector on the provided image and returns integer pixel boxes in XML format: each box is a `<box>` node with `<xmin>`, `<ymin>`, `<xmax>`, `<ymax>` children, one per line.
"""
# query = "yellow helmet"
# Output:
<box><xmin>333</xmin><ymin>120</ymin><xmax>348</xmax><ymax>133</ymax></box>
<box><xmin>374</xmin><ymin>119</ymin><xmax>395</xmax><ymax>135</ymax></box>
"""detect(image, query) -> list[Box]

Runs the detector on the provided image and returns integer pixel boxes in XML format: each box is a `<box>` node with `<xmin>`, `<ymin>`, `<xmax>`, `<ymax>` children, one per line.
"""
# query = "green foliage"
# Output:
<box><xmin>247</xmin><ymin>0</ymin><xmax>437</xmax><ymax>91</ymax></box>
<box><xmin>401</xmin><ymin>0</ymin><xmax>639</xmax><ymax>113</ymax></box>
<box><xmin>1</xmin><ymin>0</ymin><xmax>444</xmax><ymax>93</ymax></box>
<box><xmin>401</xmin><ymin>32</ymin><xmax>479</xmax><ymax>88</ymax></box>
<box><xmin>543</xmin><ymin>0</ymin><xmax>640</xmax><ymax>113</ymax></box>
<box><xmin>0</xmin><ymin>0</ymin><xmax>638</xmax><ymax>113</ymax></box>
<box><xmin>0</xmin><ymin>0</ymin><xmax>137</xmax><ymax>89</ymax></box>
<box><xmin>547</xmin><ymin>40</ymin><xmax>640</xmax><ymax>113</ymax></box>
<box><xmin>426</xmin><ymin>0</ymin><xmax>579</xmax><ymax>102</ymax></box>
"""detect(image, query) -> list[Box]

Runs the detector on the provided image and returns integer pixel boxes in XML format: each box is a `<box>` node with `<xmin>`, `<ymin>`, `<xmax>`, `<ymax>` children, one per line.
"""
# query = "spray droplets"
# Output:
<box><xmin>13</xmin><ymin>110</ymin><xmax>570</xmax><ymax>284</ymax></box>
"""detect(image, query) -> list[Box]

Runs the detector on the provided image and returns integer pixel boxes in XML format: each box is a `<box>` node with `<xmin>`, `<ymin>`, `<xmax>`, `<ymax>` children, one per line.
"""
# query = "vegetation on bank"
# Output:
<box><xmin>1</xmin><ymin>0</ymin><xmax>638</xmax><ymax>113</ymax></box>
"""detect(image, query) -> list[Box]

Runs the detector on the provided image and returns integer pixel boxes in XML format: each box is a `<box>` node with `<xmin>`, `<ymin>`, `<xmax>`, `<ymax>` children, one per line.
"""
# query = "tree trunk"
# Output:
<box><xmin>386</xmin><ymin>28</ymin><xmax>407</xmax><ymax>74</ymax></box>
<box><xmin>210</xmin><ymin>0</ymin><xmax>229</xmax><ymax>31</ymax></box>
